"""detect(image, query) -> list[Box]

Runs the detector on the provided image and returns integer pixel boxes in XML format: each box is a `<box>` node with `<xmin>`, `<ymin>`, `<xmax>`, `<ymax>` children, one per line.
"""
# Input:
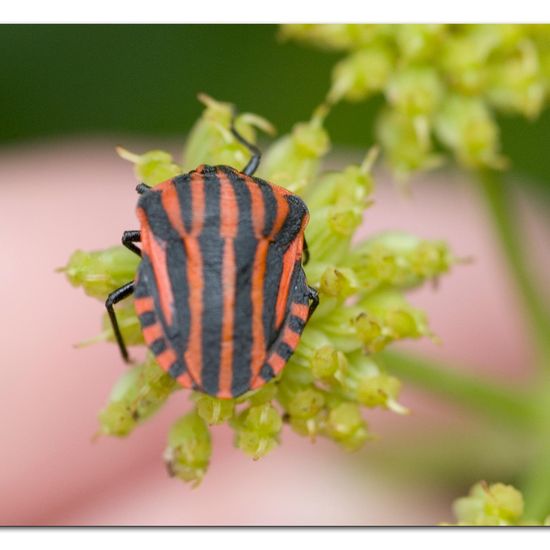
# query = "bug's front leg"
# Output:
<box><xmin>122</xmin><ymin>230</ymin><xmax>142</xmax><ymax>257</ymax></box>
<box><xmin>105</xmin><ymin>281</ymin><xmax>135</xmax><ymax>363</ymax></box>
<box><xmin>307</xmin><ymin>286</ymin><xmax>319</xmax><ymax>321</ymax></box>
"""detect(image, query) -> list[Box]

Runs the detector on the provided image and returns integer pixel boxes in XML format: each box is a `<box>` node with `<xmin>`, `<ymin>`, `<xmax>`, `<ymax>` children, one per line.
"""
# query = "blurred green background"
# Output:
<box><xmin>2</xmin><ymin>24</ymin><xmax>550</xmax><ymax>191</ymax></box>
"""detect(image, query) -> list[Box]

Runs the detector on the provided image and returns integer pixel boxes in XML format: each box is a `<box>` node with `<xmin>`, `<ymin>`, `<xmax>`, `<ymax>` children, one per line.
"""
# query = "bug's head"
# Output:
<box><xmin>136</xmin><ymin>183</ymin><xmax>152</xmax><ymax>195</ymax></box>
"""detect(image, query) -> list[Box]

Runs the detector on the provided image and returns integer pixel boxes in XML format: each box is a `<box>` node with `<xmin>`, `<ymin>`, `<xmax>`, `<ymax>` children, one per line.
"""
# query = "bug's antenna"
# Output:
<box><xmin>230</xmin><ymin>110</ymin><xmax>262</xmax><ymax>177</ymax></box>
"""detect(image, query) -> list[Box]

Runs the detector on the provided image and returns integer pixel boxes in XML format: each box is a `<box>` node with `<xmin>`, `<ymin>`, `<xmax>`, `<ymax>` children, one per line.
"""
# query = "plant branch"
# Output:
<box><xmin>476</xmin><ymin>169</ymin><xmax>550</xmax><ymax>519</ymax></box>
<box><xmin>522</xmin><ymin>431</ymin><xmax>550</xmax><ymax>520</ymax></box>
<box><xmin>381</xmin><ymin>350</ymin><xmax>535</xmax><ymax>428</ymax></box>
<box><xmin>518</xmin><ymin>371</ymin><xmax>550</xmax><ymax>521</ymax></box>
<box><xmin>477</xmin><ymin>168</ymin><xmax>550</xmax><ymax>369</ymax></box>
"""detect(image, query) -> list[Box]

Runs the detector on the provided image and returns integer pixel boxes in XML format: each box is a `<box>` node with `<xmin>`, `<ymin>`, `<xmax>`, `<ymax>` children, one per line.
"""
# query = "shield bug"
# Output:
<box><xmin>106</xmin><ymin>119</ymin><xmax>319</xmax><ymax>398</ymax></box>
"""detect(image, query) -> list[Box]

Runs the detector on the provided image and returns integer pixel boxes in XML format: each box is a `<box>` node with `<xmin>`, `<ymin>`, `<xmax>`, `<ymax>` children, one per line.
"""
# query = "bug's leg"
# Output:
<box><xmin>230</xmin><ymin>114</ymin><xmax>262</xmax><ymax>176</ymax></box>
<box><xmin>105</xmin><ymin>281</ymin><xmax>135</xmax><ymax>363</ymax></box>
<box><xmin>303</xmin><ymin>237</ymin><xmax>310</xmax><ymax>265</ymax></box>
<box><xmin>122</xmin><ymin>230</ymin><xmax>142</xmax><ymax>257</ymax></box>
<box><xmin>307</xmin><ymin>286</ymin><xmax>319</xmax><ymax>321</ymax></box>
<box><xmin>136</xmin><ymin>183</ymin><xmax>151</xmax><ymax>194</ymax></box>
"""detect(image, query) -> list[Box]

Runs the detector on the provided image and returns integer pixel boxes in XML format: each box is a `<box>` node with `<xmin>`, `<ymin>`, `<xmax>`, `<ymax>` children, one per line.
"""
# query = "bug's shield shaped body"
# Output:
<box><xmin>135</xmin><ymin>165</ymin><xmax>312</xmax><ymax>399</ymax></box>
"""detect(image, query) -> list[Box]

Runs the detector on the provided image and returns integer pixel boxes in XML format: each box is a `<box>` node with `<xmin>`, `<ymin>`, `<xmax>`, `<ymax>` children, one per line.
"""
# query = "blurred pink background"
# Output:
<box><xmin>1</xmin><ymin>138</ymin><xmax>548</xmax><ymax>525</ymax></box>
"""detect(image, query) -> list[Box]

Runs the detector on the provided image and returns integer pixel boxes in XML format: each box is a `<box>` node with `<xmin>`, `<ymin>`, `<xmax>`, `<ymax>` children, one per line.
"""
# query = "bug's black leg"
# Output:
<box><xmin>122</xmin><ymin>230</ymin><xmax>142</xmax><ymax>257</ymax></box>
<box><xmin>307</xmin><ymin>286</ymin><xmax>319</xmax><ymax>321</ymax></box>
<box><xmin>105</xmin><ymin>281</ymin><xmax>135</xmax><ymax>363</ymax></box>
<box><xmin>303</xmin><ymin>237</ymin><xmax>310</xmax><ymax>265</ymax></box>
<box><xmin>230</xmin><ymin>114</ymin><xmax>262</xmax><ymax>176</ymax></box>
<box><xmin>136</xmin><ymin>183</ymin><xmax>151</xmax><ymax>194</ymax></box>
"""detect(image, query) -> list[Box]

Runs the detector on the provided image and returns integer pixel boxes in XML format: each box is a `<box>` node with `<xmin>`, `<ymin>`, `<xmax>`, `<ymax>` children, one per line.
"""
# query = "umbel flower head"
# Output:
<box><xmin>281</xmin><ymin>24</ymin><xmax>550</xmax><ymax>178</ymax></box>
<box><xmin>62</xmin><ymin>95</ymin><xmax>455</xmax><ymax>485</ymax></box>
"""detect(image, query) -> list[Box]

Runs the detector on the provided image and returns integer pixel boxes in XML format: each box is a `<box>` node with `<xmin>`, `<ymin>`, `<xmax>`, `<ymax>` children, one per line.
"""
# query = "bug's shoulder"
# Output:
<box><xmin>222</xmin><ymin>166</ymin><xmax>309</xmax><ymax>213</ymax></box>
<box><xmin>136</xmin><ymin>172</ymin><xmax>190</xmax><ymax>206</ymax></box>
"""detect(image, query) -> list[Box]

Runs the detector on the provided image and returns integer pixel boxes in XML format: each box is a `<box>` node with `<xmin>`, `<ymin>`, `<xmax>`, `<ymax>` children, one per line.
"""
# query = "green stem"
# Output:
<box><xmin>520</xmin><ymin>372</ymin><xmax>550</xmax><ymax>521</ymax></box>
<box><xmin>522</xmin><ymin>426</ymin><xmax>550</xmax><ymax>520</ymax></box>
<box><xmin>477</xmin><ymin>168</ymin><xmax>550</xmax><ymax>369</ymax></box>
<box><xmin>477</xmin><ymin>169</ymin><xmax>550</xmax><ymax>519</ymax></box>
<box><xmin>381</xmin><ymin>350</ymin><xmax>535</xmax><ymax>428</ymax></box>
<box><xmin>364</xmin><ymin>428</ymin><xmax>531</xmax><ymax>488</ymax></box>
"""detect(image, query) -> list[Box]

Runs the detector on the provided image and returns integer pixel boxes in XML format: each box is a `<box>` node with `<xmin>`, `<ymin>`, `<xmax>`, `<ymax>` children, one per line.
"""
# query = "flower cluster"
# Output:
<box><xmin>63</xmin><ymin>95</ymin><xmax>455</xmax><ymax>484</ymax></box>
<box><xmin>448</xmin><ymin>481</ymin><xmax>550</xmax><ymax>526</ymax></box>
<box><xmin>281</xmin><ymin>24</ymin><xmax>550</xmax><ymax>177</ymax></box>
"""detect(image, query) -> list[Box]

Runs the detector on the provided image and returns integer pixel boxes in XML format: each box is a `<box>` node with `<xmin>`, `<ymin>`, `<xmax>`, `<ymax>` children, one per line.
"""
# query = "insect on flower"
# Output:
<box><xmin>106</xmin><ymin>118</ymin><xmax>319</xmax><ymax>399</ymax></box>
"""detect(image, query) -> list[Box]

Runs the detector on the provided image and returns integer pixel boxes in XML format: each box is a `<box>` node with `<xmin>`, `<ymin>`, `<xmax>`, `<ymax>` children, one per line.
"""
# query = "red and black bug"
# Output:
<box><xmin>106</xmin><ymin>119</ymin><xmax>319</xmax><ymax>399</ymax></box>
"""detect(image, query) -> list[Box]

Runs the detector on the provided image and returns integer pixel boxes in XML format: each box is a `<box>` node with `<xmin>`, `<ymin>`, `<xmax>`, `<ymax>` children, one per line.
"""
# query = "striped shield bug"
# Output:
<box><xmin>105</xmin><ymin>119</ymin><xmax>319</xmax><ymax>399</ymax></box>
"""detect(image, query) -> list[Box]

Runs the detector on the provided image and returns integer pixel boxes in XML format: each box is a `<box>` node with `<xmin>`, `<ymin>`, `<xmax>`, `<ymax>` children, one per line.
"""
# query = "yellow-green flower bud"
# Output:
<box><xmin>241</xmin><ymin>403</ymin><xmax>283</xmax><ymax>436</ymax></box>
<box><xmin>328</xmin><ymin>205</ymin><xmax>364</xmax><ymax>237</ymax></box>
<box><xmin>485</xmin><ymin>483</ymin><xmax>525</xmax><ymax>524</ymax></box>
<box><xmin>260</xmin><ymin>106</ymin><xmax>330</xmax><ymax>194</ymax></box>
<box><xmin>486</xmin><ymin>39</ymin><xmax>546</xmax><ymax>119</ymax></box>
<box><xmin>117</xmin><ymin>147</ymin><xmax>182</xmax><ymax>186</ymax></box>
<box><xmin>376</xmin><ymin>108</ymin><xmax>441</xmax><ymax>178</ymax></box>
<box><xmin>364</xmin><ymin>291</ymin><xmax>430</xmax><ymax>336</ymax></box>
<box><xmin>350</xmin><ymin>232</ymin><xmax>454</xmax><ymax>291</ymax></box>
<box><xmin>353</xmin><ymin>313</ymin><xmax>387</xmax><ymax>353</ymax></box>
<box><xmin>409</xmin><ymin>241</ymin><xmax>454</xmax><ymax>280</ymax></box>
<box><xmin>98</xmin><ymin>401</ymin><xmax>135</xmax><ymax>438</ymax></box>
<box><xmin>386</xmin><ymin>66</ymin><xmax>445</xmax><ymax>118</ymax></box>
<box><xmin>306</xmin><ymin>156</ymin><xmax>376</xmax><ymax>262</ymax></box>
<box><xmin>183</xmin><ymin>94</ymin><xmax>274</xmax><ymax>171</ymax></box>
<box><xmin>354</xmin><ymin>291</ymin><xmax>434</xmax><ymax>352</ymax></box>
<box><xmin>289</xmin><ymin>412</ymin><xmax>326</xmax><ymax>441</ymax></box>
<box><xmin>98</xmin><ymin>356</ymin><xmax>178</xmax><ymax>437</ymax></box>
<box><xmin>439</xmin><ymin>28</ymin><xmax>498</xmax><ymax>95</ymax></box>
<box><xmin>81</xmin><ymin>302</ymin><xmax>143</xmax><ymax>347</ymax></box>
<box><xmin>194</xmin><ymin>394</ymin><xmax>235</xmax><ymax>425</ymax></box>
<box><xmin>329</xmin><ymin>47</ymin><xmax>394</xmax><ymax>104</ymax></box>
<box><xmin>303</xmin><ymin>152</ymin><xmax>375</xmax><ymax>268</ymax></box>
<box><xmin>395</xmin><ymin>25</ymin><xmax>447</xmax><ymax>62</ymax></box>
<box><xmin>319</xmin><ymin>266</ymin><xmax>359</xmax><ymax>299</ymax></box>
<box><xmin>276</xmin><ymin>360</ymin><xmax>316</xmax><ymax>414</ymax></box>
<box><xmin>310</xmin><ymin>345</ymin><xmax>347</xmax><ymax>383</ymax></box>
<box><xmin>453</xmin><ymin>482</ymin><xmax>525</xmax><ymax>526</ymax></box>
<box><xmin>386</xmin><ymin>309</ymin><xmax>421</xmax><ymax>338</ymax></box>
<box><xmin>318</xmin><ymin>305</ymin><xmax>367</xmax><ymax>353</ymax></box>
<box><xmin>164</xmin><ymin>411</ymin><xmax>212</xmax><ymax>486</ymax></box>
<box><xmin>348</xmin><ymin>244</ymin><xmax>399</xmax><ymax>293</ymax></box>
<box><xmin>287</xmin><ymin>388</ymin><xmax>325</xmax><ymax>419</ymax></box>
<box><xmin>240</xmin><ymin>381</ymin><xmax>278</xmax><ymax>406</ymax></box>
<box><xmin>235</xmin><ymin>430</ymin><xmax>279</xmax><ymax>460</ymax></box>
<box><xmin>305</xmin><ymin>153</ymin><xmax>376</xmax><ymax>211</ymax></box>
<box><xmin>61</xmin><ymin>247</ymin><xmax>139</xmax><ymax>300</ymax></box>
<box><xmin>434</xmin><ymin>95</ymin><xmax>506</xmax><ymax>169</ymax></box>
<box><xmin>487</xmin><ymin>24</ymin><xmax>528</xmax><ymax>53</ymax></box>
<box><xmin>306</xmin><ymin>207</ymin><xmax>360</xmax><ymax>265</ymax></box>
<box><xmin>337</xmin><ymin>424</ymin><xmax>370</xmax><ymax>452</ymax></box>
<box><xmin>280</xmin><ymin>24</ymin><xmax>387</xmax><ymax>52</ymax></box>
<box><xmin>324</xmin><ymin>402</ymin><xmax>370</xmax><ymax>451</ymax></box>
<box><xmin>326</xmin><ymin>402</ymin><xmax>362</xmax><ymax>437</ymax></box>
<box><xmin>233</xmin><ymin>403</ymin><xmax>283</xmax><ymax>459</ymax></box>
<box><xmin>341</xmin><ymin>353</ymin><xmax>407</xmax><ymax>414</ymax></box>
<box><xmin>357</xmin><ymin>373</ymin><xmax>404</xmax><ymax>411</ymax></box>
